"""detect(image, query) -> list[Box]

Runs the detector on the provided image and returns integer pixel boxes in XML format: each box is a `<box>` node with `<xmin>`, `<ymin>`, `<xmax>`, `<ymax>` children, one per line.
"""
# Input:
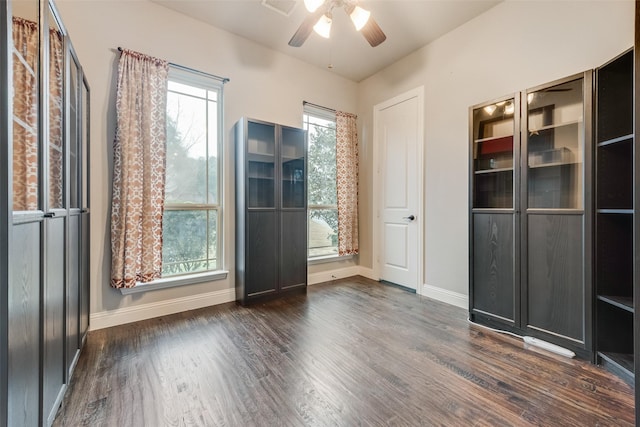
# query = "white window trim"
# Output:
<box><xmin>158</xmin><ymin>65</ymin><xmax>225</xmax><ymax>280</ymax></box>
<box><xmin>120</xmin><ymin>270</ymin><xmax>229</xmax><ymax>295</ymax></box>
<box><xmin>305</xmin><ymin>105</ymin><xmax>349</xmax><ymax>262</ymax></box>
<box><xmin>308</xmin><ymin>254</ymin><xmax>353</xmax><ymax>265</ymax></box>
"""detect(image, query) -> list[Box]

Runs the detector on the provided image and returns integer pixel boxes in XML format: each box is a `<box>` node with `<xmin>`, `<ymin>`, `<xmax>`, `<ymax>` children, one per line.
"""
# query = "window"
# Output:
<box><xmin>304</xmin><ymin>107</ymin><xmax>338</xmax><ymax>258</ymax></box>
<box><xmin>162</xmin><ymin>67</ymin><xmax>223</xmax><ymax>276</ymax></box>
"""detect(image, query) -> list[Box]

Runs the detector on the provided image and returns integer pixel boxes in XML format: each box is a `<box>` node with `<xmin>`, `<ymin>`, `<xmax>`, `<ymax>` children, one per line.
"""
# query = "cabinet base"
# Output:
<box><xmin>237</xmin><ymin>284</ymin><xmax>307</xmax><ymax>306</ymax></box>
<box><xmin>469</xmin><ymin>311</ymin><xmax>593</xmax><ymax>361</ymax></box>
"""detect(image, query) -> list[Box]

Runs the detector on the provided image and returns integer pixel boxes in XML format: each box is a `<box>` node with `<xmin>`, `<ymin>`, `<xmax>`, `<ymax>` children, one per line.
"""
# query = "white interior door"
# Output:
<box><xmin>374</xmin><ymin>88</ymin><xmax>423</xmax><ymax>291</ymax></box>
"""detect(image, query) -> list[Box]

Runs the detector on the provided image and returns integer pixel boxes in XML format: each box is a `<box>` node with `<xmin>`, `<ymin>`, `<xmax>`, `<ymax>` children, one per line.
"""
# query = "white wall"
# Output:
<box><xmin>357</xmin><ymin>1</ymin><xmax>634</xmax><ymax>304</ymax></box>
<box><xmin>55</xmin><ymin>0</ymin><xmax>634</xmax><ymax>326</ymax></box>
<box><xmin>55</xmin><ymin>0</ymin><xmax>359</xmax><ymax>328</ymax></box>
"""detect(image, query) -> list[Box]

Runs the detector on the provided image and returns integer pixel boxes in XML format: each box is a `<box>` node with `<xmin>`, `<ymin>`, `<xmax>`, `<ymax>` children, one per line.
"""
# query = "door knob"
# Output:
<box><xmin>403</xmin><ymin>215</ymin><xmax>415</xmax><ymax>221</ymax></box>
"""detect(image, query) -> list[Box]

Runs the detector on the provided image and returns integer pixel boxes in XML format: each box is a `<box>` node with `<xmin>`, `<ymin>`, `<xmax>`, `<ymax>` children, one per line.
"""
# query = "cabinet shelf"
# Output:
<box><xmin>598</xmin><ymin>295</ymin><xmax>634</xmax><ymax>313</ymax></box>
<box><xmin>529</xmin><ymin>161</ymin><xmax>579</xmax><ymax>169</ymax></box>
<box><xmin>529</xmin><ymin>119</ymin><xmax>582</xmax><ymax>134</ymax></box>
<box><xmin>597</xmin><ymin>209</ymin><xmax>633</xmax><ymax>214</ymax></box>
<box><xmin>529</xmin><ymin>119</ymin><xmax>582</xmax><ymax>133</ymax></box>
<box><xmin>13</xmin><ymin>115</ymin><xmax>37</xmax><ymax>135</ymax></box>
<box><xmin>474</xmin><ymin>134</ymin><xmax>514</xmax><ymax>144</ymax></box>
<box><xmin>474</xmin><ymin>167</ymin><xmax>513</xmax><ymax>175</ymax></box>
<box><xmin>597</xmin><ymin>352</ymin><xmax>634</xmax><ymax>381</ymax></box>
<box><xmin>13</xmin><ymin>48</ymin><xmax>36</xmax><ymax>78</ymax></box>
<box><xmin>598</xmin><ymin>134</ymin><xmax>634</xmax><ymax>147</ymax></box>
<box><xmin>248</xmin><ymin>153</ymin><xmax>275</xmax><ymax>163</ymax></box>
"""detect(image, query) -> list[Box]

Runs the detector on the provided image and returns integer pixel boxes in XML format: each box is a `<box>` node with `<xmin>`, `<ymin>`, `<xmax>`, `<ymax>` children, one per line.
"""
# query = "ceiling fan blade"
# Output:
<box><xmin>360</xmin><ymin>16</ymin><xmax>386</xmax><ymax>47</ymax></box>
<box><xmin>288</xmin><ymin>8</ymin><xmax>325</xmax><ymax>47</ymax></box>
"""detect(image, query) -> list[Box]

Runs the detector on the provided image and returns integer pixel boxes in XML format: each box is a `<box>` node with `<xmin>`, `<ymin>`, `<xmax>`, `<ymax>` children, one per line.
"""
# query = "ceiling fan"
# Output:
<box><xmin>288</xmin><ymin>0</ymin><xmax>386</xmax><ymax>48</ymax></box>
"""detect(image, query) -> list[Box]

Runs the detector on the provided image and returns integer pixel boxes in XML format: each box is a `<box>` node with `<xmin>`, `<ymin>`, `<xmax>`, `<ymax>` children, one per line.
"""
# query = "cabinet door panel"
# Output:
<box><xmin>527</xmin><ymin>214</ymin><xmax>583</xmax><ymax>341</ymax></box>
<box><xmin>472</xmin><ymin>213</ymin><xmax>515</xmax><ymax>321</ymax></box>
<box><xmin>281</xmin><ymin>127</ymin><xmax>306</xmax><ymax>209</ymax></box>
<box><xmin>8</xmin><ymin>222</ymin><xmax>40</xmax><ymax>427</ymax></box>
<box><xmin>246</xmin><ymin>211</ymin><xmax>278</xmax><ymax>296</ymax></box>
<box><xmin>247</xmin><ymin>122</ymin><xmax>276</xmax><ymax>208</ymax></box>
<box><xmin>280</xmin><ymin>211</ymin><xmax>307</xmax><ymax>289</ymax></box>
<box><xmin>67</xmin><ymin>214</ymin><xmax>80</xmax><ymax>376</ymax></box>
<box><xmin>43</xmin><ymin>217</ymin><xmax>66</xmax><ymax>423</ymax></box>
<box><xmin>80</xmin><ymin>212</ymin><xmax>90</xmax><ymax>340</ymax></box>
<box><xmin>526</xmin><ymin>78</ymin><xmax>584</xmax><ymax>209</ymax></box>
<box><xmin>12</xmin><ymin>2</ymin><xmax>41</xmax><ymax>212</ymax></box>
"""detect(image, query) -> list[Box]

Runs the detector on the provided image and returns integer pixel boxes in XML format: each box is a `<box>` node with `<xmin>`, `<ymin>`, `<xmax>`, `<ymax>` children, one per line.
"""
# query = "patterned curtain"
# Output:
<box><xmin>110</xmin><ymin>49</ymin><xmax>169</xmax><ymax>288</ymax></box>
<box><xmin>336</xmin><ymin>111</ymin><xmax>359</xmax><ymax>255</ymax></box>
<box><xmin>49</xmin><ymin>28</ymin><xmax>64</xmax><ymax>209</ymax></box>
<box><xmin>12</xmin><ymin>17</ymin><xmax>39</xmax><ymax>211</ymax></box>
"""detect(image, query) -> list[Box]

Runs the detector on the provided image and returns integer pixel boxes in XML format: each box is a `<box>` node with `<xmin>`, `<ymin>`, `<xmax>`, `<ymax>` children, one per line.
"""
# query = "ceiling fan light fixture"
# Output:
<box><xmin>350</xmin><ymin>5</ymin><xmax>370</xmax><ymax>31</ymax></box>
<box><xmin>304</xmin><ymin>0</ymin><xmax>324</xmax><ymax>13</ymax></box>
<box><xmin>313</xmin><ymin>13</ymin><xmax>332</xmax><ymax>38</ymax></box>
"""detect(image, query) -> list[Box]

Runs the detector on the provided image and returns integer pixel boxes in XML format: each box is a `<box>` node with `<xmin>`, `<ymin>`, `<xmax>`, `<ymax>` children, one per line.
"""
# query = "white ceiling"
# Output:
<box><xmin>151</xmin><ymin>0</ymin><xmax>501</xmax><ymax>82</ymax></box>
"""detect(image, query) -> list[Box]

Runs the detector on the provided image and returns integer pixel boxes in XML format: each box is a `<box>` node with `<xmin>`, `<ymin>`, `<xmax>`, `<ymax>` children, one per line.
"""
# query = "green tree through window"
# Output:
<box><xmin>304</xmin><ymin>110</ymin><xmax>338</xmax><ymax>257</ymax></box>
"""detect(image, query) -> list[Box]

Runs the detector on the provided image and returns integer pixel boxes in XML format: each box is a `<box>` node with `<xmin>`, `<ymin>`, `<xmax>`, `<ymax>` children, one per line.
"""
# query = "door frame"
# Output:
<box><xmin>372</xmin><ymin>86</ymin><xmax>425</xmax><ymax>294</ymax></box>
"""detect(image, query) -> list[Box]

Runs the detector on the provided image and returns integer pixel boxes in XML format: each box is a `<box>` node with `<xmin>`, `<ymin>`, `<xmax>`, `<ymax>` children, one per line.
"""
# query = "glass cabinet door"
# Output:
<box><xmin>11</xmin><ymin>1</ymin><xmax>40</xmax><ymax>212</ymax></box>
<box><xmin>48</xmin><ymin>7</ymin><xmax>65</xmax><ymax>210</ymax></box>
<box><xmin>281</xmin><ymin>127</ymin><xmax>305</xmax><ymax>208</ymax></box>
<box><xmin>526</xmin><ymin>78</ymin><xmax>584</xmax><ymax>209</ymax></box>
<box><xmin>247</xmin><ymin>121</ymin><xmax>275</xmax><ymax>208</ymax></box>
<box><xmin>472</xmin><ymin>98</ymin><xmax>516</xmax><ymax>208</ymax></box>
<box><xmin>81</xmin><ymin>78</ymin><xmax>90</xmax><ymax>210</ymax></box>
<box><xmin>69</xmin><ymin>54</ymin><xmax>80</xmax><ymax>209</ymax></box>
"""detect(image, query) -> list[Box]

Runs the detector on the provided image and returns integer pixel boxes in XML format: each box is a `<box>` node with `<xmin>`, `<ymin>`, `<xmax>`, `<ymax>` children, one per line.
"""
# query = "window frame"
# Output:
<box><xmin>120</xmin><ymin>64</ymin><xmax>228</xmax><ymax>295</ymax></box>
<box><xmin>162</xmin><ymin>64</ymin><xmax>224</xmax><ymax>280</ymax></box>
<box><xmin>303</xmin><ymin>105</ymin><xmax>343</xmax><ymax>261</ymax></box>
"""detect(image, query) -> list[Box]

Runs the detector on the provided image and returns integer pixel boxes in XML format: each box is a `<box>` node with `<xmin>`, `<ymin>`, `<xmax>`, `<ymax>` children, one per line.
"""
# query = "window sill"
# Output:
<box><xmin>308</xmin><ymin>254</ymin><xmax>353</xmax><ymax>265</ymax></box>
<box><xmin>120</xmin><ymin>270</ymin><xmax>229</xmax><ymax>295</ymax></box>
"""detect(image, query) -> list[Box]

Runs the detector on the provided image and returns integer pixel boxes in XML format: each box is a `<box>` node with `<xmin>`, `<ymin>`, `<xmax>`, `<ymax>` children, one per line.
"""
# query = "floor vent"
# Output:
<box><xmin>261</xmin><ymin>0</ymin><xmax>297</xmax><ymax>17</ymax></box>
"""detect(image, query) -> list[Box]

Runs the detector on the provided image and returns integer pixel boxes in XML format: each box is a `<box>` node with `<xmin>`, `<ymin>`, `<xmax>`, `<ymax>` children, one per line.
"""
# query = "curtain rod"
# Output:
<box><xmin>117</xmin><ymin>47</ymin><xmax>230</xmax><ymax>84</ymax></box>
<box><xmin>303</xmin><ymin>101</ymin><xmax>336</xmax><ymax>113</ymax></box>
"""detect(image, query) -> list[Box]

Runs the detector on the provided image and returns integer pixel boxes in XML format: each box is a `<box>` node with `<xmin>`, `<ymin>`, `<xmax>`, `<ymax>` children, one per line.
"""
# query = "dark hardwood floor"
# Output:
<box><xmin>54</xmin><ymin>276</ymin><xmax>634</xmax><ymax>426</ymax></box>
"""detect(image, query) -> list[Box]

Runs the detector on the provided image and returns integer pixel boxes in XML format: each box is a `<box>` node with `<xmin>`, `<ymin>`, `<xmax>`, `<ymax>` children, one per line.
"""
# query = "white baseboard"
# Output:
<box><xmin>91</xmin><ymin>267</ymin><xmax>378</xmax><ymax>330</ymax></box>
<box><xmin>421</xmin><ymin>283</ymin><xmax>468</xmax><ymax>309</ymax></box>
<box><xmin>90</xmin><ymin>288</ymin><xmax>236</xmax><ymax>331</ymax></box>
<box><xmin>357</xmin><ymin>266</ymin><xmax>376</xmax><ymax>281</ymax></box>
<box><xmin>308</xmin><ymin>265</ymin><xmax>361</xmax><ymax>285</ymax></box>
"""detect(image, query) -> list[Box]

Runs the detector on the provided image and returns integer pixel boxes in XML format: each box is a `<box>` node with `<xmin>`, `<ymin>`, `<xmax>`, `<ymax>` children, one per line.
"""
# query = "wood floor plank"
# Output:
<box><xmin>54</xmin><ymin>277</ymin><xmax>634</xmax><ymax>426</ymax></box>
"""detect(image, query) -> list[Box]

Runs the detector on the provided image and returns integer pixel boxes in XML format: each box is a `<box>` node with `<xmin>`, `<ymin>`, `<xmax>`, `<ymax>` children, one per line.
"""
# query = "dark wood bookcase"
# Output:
<box><xmin>235</xmin><ymin>118</ymin><xmax>308</xmax><ymax>305</ymax></box>
<box><xmin>595</xmin><ymin>48</ymin><xmax>634</xmax><ymax>382</ymax></box>
<box><xmin>1</xmin><ymin>1</ymin><xmax>91</xmax><ymax>425</ymax></box>
<box><xmin>470</xmin><ymin>72</ymin><xmax>594</xmax><ymax>359</ymax></box>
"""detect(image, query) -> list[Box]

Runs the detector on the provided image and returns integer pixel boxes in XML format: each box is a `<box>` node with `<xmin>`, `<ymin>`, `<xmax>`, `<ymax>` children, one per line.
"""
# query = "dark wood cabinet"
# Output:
<box><xmin>1</xmin><ymin>1</ymin><xmax>90</xmax><ymax>425</ymax></box>
<box><xmin>235</xmin><ymin>118</ymin><xmax>307</xmax><ymax>305</ymax></box>
<box><xmin>470</xmin><ymin>72</ymin><xmax>593</xmax><ymax>358</ymax></box>
<box><xmin>470</xmin><ymin>94</ymin><xmax>519</xmax><ymax>328</ymax></box>
<box><xmin>594</xmin><ymin>49</ymin><xmax>634</xmax><ymax>382</ymax></box>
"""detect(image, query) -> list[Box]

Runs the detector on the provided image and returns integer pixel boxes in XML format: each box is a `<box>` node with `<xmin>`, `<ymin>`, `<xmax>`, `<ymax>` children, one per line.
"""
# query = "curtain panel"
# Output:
<box><xmin>110</xmin><ymin>49</ymin><xmax>169</xmax><ymax>288</ymax></box>
<box><xmin>12</xmin><ymin>17</ymin><xmax>39</xmax><ymax>211</ymax></box>
<box><xmin>336</xmin><ymin>111</ymin><xmax>359</xmax><ymax>256</ymax></box>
